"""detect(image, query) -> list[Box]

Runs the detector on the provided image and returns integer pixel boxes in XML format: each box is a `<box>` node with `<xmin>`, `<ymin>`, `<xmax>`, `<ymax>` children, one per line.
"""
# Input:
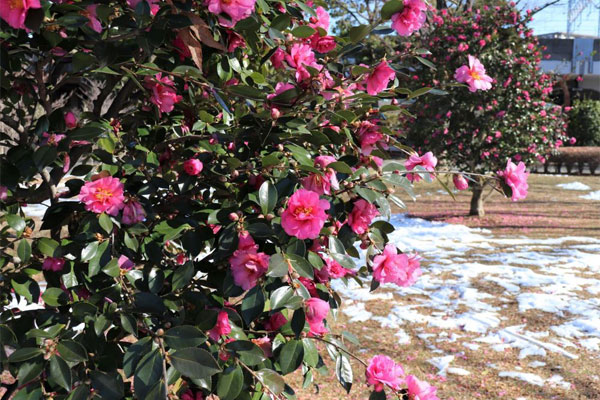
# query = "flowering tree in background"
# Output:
<box><xmin>0</xmin><ymin>0</ymin><xmax>527</xmax><ymax>398</ymax></box>
<box><xmin>401</xmin><ymin>1</ymin><xmax>569</xmax><ymax>217</ymax></box>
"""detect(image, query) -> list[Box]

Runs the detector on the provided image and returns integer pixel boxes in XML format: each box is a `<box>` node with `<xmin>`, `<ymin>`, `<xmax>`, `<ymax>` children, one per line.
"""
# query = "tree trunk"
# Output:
<box><xmin>469</xmin><ymin>186</ymin><xmax>485</xmax><ymax>217</ymax></box>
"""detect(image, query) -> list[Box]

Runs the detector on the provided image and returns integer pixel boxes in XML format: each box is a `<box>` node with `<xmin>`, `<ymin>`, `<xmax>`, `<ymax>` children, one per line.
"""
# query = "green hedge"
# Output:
<box><xmin>568</xmin><ymin>100</ymin><xmax>600</xmax><ymax>146</ymax></box>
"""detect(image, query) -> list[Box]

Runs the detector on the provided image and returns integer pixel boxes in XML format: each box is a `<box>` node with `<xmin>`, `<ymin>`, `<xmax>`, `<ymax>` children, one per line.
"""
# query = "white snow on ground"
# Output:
<box><xmin>556</xmin><ymin>182</ymin><xmax>591</xmax><ymax>190</ymax></box>
<box><xmin>333</xmin><ymin>214</ymin><xmax>600</xmax><ymax>387</ymax></box>
<box><xmin>580</xmin><ymin>190</ymin><xmax>600</xmax><ymax>200</ymax></box>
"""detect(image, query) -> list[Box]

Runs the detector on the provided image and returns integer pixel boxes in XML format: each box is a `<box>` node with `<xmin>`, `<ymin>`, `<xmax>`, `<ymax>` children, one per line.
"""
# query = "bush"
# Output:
<box><xmin>547</xmin><ymin>147</ymin><xmax>600</xmax><ymax>174</ymax></box>
<box><xmin>0</xmin><ymin>0</ymin><xmax>523</xmax><ymax>398</ymax></box>
<box><xmin>568</xmin><ymin>100</ymin><xmax>600</xmax><ymax>146</ymax></box>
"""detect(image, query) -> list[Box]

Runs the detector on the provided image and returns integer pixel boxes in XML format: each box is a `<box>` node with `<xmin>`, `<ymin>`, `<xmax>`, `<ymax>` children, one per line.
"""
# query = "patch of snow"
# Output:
<box><xmin>447</xmin><ymin>367</ymin><xmax>470</xmax><ymax>376</ymax></box>
<box><xmin>556</xmin><ymin>182</ymin><xmax>590</xmax><ymax>190</ymax></box>
<box><xmin>427</xmin><ymin>355</ymin><xmax>455</xmax><ymax>376</ymax></box>
<box><xmin>580</xmin><ymin>190</ymin><xmax>600</xmax><ymax>200</ymax></box>
<box><xmin>528</xmin><ymin>361</ymin><xmax>546</xmax><ymax>368</ymax></box>
<box><xmin>341</xmin><ymin>302</ymin><xmax>372</xmax><ymax>322</ymax></box>
<box><xmin>499</xmin><ymin>371</ymin><xmax>545</xmax><ymax>386</ymax></box>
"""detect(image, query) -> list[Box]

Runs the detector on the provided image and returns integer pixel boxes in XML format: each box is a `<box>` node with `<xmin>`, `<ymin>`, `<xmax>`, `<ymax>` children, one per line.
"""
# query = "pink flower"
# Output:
<box><xmin>267</xmin><ymin>82</ymin><xmax>295</xmax><ymax>100</ymax></box>
<box><xmin>348</xmin><ymin>199</ymin><xmax>379</xmax><ymax>235</ymax></box>
<box><xmin>270</xmin><ymin>48</ymin><xmax>286</xmax><ymax>69</ymax></box>
<box><xmin>42</xmin><ymin>257</ymin><xmax>65</xmax><ymax>272</ymax></box>
<box><xmin>227</xmin><ymin>30</ymin><xmax>246</xmax><ymax>52</ymax></box>
<box><xmin>144</xmin><ymin>73</ymin><xmax>182</xmax><ymax>115</ymax></box>
<box><xmin>0</xmin><ymin>186</ymin><xmax>7</xmax><ymax>201</ymax></box>
<box><xmin>301</xmin><ymin>155</ymin><xmax>339</xmax><ymax>195</ymax></box>
<box><xmin>42</xmin><ymin>132</ymin><xmax>66</xmax><ymax>146</ymax></box>
<box><xmin>181</xmin><ymin>390</ymin><xmax>204</xmax><ymax>400</ymax></box>
<box><xmin>0</xmin><ymin>0</ymin><xmax>40</xmax><ymax>30</ymax></box>
<box><xmin>264</xmin><ymin>312</ymin><xmax>287</xmax><ymax>331</ymax></box>
<box><xmin>498</xmin><ymin>159</ymin><xmax>529</xmax><ymax>201</ymax></box>
<box><xmin>122</xmin><ymin>199</ymin><xmax>146</xmax><ymax>225</ymax></box>
<box><xmin>251</xmin><ymin>336</ymin><xmax>272</xmax><ymax>357</ymax></box>
<box><xmin>64</xmin><ymin>112</ymin><xmax>77</xmax><ymax>129</ymax></box>
<box><xmin>229</xmin><ymin>233</ymin><xmax>270</xmax><ymax>290</ymax></box>
<box><xmin>405</xmin><ymin>375</ymin><xmax>440</xmax><ymax>400</ymax></box>
<box><xmin>325</xmin><ymin>258</ymin><xmax>353</xmax><ymax>279</ymax></box>
<box><xmin>127</xmin><ymin>0</ymin><xmax>160</xmax><ymax>15</ymax></box>
<box><xmin>453</xmin><ymin>174</ymin><xmax>469</xmax><ymax>190</ymax></box>
<box><xmin>281</xmin><ymin>189</ymin><xmax>330</xmax><ymax>240</ymax></box>
<box><xmin>79</xmin><ymin>177</ymin><xmax>125</xmax><ymax>216</ymax></box>
<box><xmin>391</xmin><ymin>0</ymin><xmax>427</xmax><ymax>36</ymax></box>
<box><xmin>118</xmin><ymin>255</ymin><xmax>135</xmax><ymax>271</ymax></box>
<box><xmin>357</xmin><ymin>120</ymin><xmax>387</xmax><ymax>155</ymax></box>
<box><xmin>85</xmin><ymin>5</ymin><xmax>103</xmax><ymax>33</ymax></box>
<box><xmin>206</xmin><ymin>0</ymin><xmax>256</xmax><ymax>26</ymax></box>
<box><xmin>311</xmin><ymin>35</ymin><xmax>336</xmax><ymax>53</ymax></box>
<box><xmin>208</xmin><ymin>310</ymin><xmax>231</xmax><ymax>341</ymax></box>
<box><xmin>454</xmin><ymin>55</ymin><xmax>493</xmax><ymax>92</ymax></box>
<box><xmin>305</xmin><ymin>297</ymin><xmax>329</xmax><ymax>336</ymax></box>
<box><xmin>366</xmin><ymin>355</ymin><xmax>405</xmax><ymax>391</ymax></box>
<box><xmin>285</xmin><ymin>43</ymin><xmax>320</xmax><ymax>82</ymax></box>
<box><xmin>184</xmin><ymin>159</ymin><xmax>203</xmax><ymax>175</ymax></box>
<box><xmin>372</xmin><ymin>245</ymin><xmax>422</xmax><ymax>287</ymax></box>
<box><xmin>405</xmin><ymin>152</ymin><xmax>437</xmax><ymax>182</ymax></box>
<box><xmin>366</xmin><ymin>60</ymin><xmax>396</xmax><ymax>95</ymax></box>
<box><xmin>308</xmin><ymin>6</ymin><xmax>330</xmax><ymax>31</ymax></box>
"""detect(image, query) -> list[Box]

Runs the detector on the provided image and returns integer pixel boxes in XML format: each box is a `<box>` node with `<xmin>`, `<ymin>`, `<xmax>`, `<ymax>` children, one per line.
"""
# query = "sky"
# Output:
<box><xmin>522</xmin><ymin>0</ymin><xmax>600</xmax><ymax>36</ymax></box>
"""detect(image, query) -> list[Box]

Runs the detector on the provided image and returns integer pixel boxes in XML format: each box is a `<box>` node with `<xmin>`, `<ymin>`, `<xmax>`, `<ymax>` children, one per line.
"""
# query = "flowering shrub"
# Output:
<box><xmin>402</xmin><ymin>2</ymin><xmax>569</xmax><ymax>216</ymax></box>
<box><xmin>0</xmin><ymin>0</ymin><xmax>523</xmax><ymax>398</ymax></box>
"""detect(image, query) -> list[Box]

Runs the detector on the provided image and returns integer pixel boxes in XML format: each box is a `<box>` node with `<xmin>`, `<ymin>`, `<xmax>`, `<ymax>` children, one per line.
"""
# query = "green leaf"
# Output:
<box><xmin>381</xmin><ymin>0</ymin><xmax>404</xmax><ymax>20</ymax></box>
<box><xmin>270</xmin><ymin>14</ymin><xmax>291</xmax><ymax>30</ymax></box>
<box><xmin>134</xmin><ymin>349</ymin><xmax>164</xmax><ymax>399</ymax></box>
<box><xmin>121</xmin><ymin>314</ymin><xmax>138</xmax><ymax>336</ymax></box>
<box><xmin>217</xmin><ymin>365</ymin><xmax>244</xmax><ymax>400</ymax></box>
<box><xmin>335</xmin><ymin>354</ymin><xmax>353</xmax><ymax>393</ymax></box>
<box><xmin>67</xmin><ymin>385</ymin><xmax>91</xmax><ymax>400</ymax></box>
<box><xmin>49</xmin><ymin>355</ymin><xmax>72</xmax><ymax>391</ymax></box>
<box><xmin>6</xmin><ymin>214</ymin><xmax>25</xmax><ymax>235</ymax></box>
<box><xmin>169</xmin><ymin>348</ymin><xmax>221</xmax><ymax>380</ymax></box>
<box><xmin>258</xmin><ymin>180</ymin><xmax>278</xmax><ymax>215</ymax></box>
<box><xmin>225</xmin><ymin>341</ymin><xmax>266</xmax><ymax>366</ymax></box>
<box><xmin>164</xmin><ymin>326</ymin><xmax>207</xmax><ymax>349</ymax></box>
<box><xmin>124</xmin><ymin>337</ymin><xmax>153</xmax><ymax>377</ymax></box>
<box><xmin>302</xmin><ymin>339</ymin><xmax>318</xmax><ymax>367</ymax></box>
<box><xmin>172</xmin><ymin>262</ymin><xmax>194</xmax><ymax>291</ymax></box>
<box><xmin>227</xmin><ymin>85</ymin><xmax>266</xmax><ymax>99</ymax></box>
<box><xmin>56</xmin><ymin>340</ymin><xmax>88</xmax><ymax>363</ymax></box>
<box><xmin>270</xmin><ymin>286</ymin><xmax>301</xmax><ymax>310</ymax></box>
<box><xmin>69</xmin><ymin>126</ymin><xmax>104</xmax><ymax>141</ymax></box>
<box><xmin>291</xmin><ymin>26</ymin><xmax>316</xmax><ymax>38</ymax></box>
<box><xmin>369</xmin><ymin>390</ymin><xmax>387</xmax><ymax>400</ymax></box>
<box><xmin>415</xmin><ymin>55</ymin><xmax>436</xmax><ymax>70</ymax></box>
<box><xmin>42</xmin><ymin>287</ymin><xmax>69</xmax><ymax>307</ymax></box>
<box><xmin>409</xmin><ymin>87</ymin><xmax>433</xmax><ymax>99</ymax></box>
<box><xmin>99</xmin><ymin>213</ymin><xmax>113</xmax><ymax>234</ymax></box>
<box><xmin>286</xmin><ymin>254</ymin><xmax>313</xmax><ymax>279</ymax></box>
<box><xmin>81</xmin><ymin>241</ymin><xmax>99</xmax><ymax>262</ymax></box>
<box><xmin>328</xmin><ymin>236</ymin><xmax>345</xmax><ymax>254</ymax></box>
<box><xmin>349</xmin><ymin>25</ymin><xmax>370</xmax><ymax>43</ymax></box>
<box><xmin>134</xmin><ymin>292</ymin><xmax>167</xmax><ymax>314</ymax></box>
<box><xmin>38</xmin><ymin>238</ymin><xmax>59</xmax><ymax>257</ymax></box>
<box><xmin>9</xmin><ymin>348</ymin><xmax>44</xmax><ymax>363</ymax></box>
<box><xmin>327</xmin><ymin>161</ymin><xmax>353</xmax><ymax>174</ymax></box>
<box><xmin>241</xmin><ymin>285</ymin><xmax>265</xmax><ymax>324</ymax></box>
<box><xmin>267</xmin><ymin>254</ymin><xmax>288</xmax><ymax>278</ymax></box>
<box><xmin>17</xmin><ymin>240</ymin><xmax>31</xmax><ymax>263</ymax></box>
<box><xmin>90</xmin><ymin>370</ymin><xmax>124</xmax><ymax>399</ymax></box>
<box><xmin>256</xmin><ymin>369</ymin><xmax>285</xmax><ymax>394</ymax></box>
<box><xmin>279</xmin><ymin>340</ymin><xmax>304</xmax><ymax>375</ymax></box>
<box><xmin>17</xmin><ymin>359</ymin><xmax>44</xmax><ymax>384</ymax></box>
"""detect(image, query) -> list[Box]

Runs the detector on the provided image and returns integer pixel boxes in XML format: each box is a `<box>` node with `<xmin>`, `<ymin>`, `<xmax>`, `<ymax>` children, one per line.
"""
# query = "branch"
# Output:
<box><xmin>530</xmin><ymin>0</ymin><xmax>561</xmax><ymax>15</ymax></box>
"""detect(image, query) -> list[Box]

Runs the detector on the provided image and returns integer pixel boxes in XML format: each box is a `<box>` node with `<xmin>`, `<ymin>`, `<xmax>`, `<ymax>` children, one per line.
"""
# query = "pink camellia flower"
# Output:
<box><xmin>405</xmin><ymin>151</ymin><xmax>437</xmax><ymax>182</ymax></box>
<box><xmin>184</xmin><ymin>158</ymin><xmax>203</xmax><ymax>176</ymax></box>
<box><xmin>271</xmin><ymin>48</ymin><xmax>286</xmax><ymax>69</ymax></box>
<box><xmin>144</xmin><ymin>73</ymin><xmax>182</xmax><ymax>115</ymax></box>
<box><xmin>366</xmin><ymin>60</ymin><xmax>396</xmax><ymax>95</ymax></box>
<box><xmin>281</xmin><ymin>189</ymin><xmax>330</xmax><ymax>240</ymax></box>
<box><xmin>498</xmin><ymin>159</ymin><xmax>529</xmax><ymax>201</ymax></box>
<box><xmin>305</xmin><ymin>297</ymin><xmax>330</xmax><ymax>336</ymax></box>
<box><xmin>208</xmin><ymin>310</ymin><xmax>231</xmax><ymax>341</ymax></box>
<box><xmin>453</xmin><ymin>174</ymin><xmax>469</xmax><ymax>190</ymax></box>
<box><xmin>311</xmin><ymin>35</ymin><xmax>336</xmax><ymax>53</ymax></box>
<box><xmin>42</xmin><ymin>132</ymin><xmax>66</xmax><ymax>146</ymax></box>
<box><xmin>308</xmin><ymin>6</ymin><xmax>330</xmax><ymax>31</ymax></box>
<box><xmin>372</xmin><ymin>244</ymin><xmax>422</xmax><ymax>287</ymax></box>
<box><xmin>42</xmin><ymin>257</ymin><xmax>65</xmax><ymax>272</ymax></box>
<box><xmin>122</xmin><ymin>199</ymin><xmax>146</xmax><ymax>225</ymax></box>
<box><xmin>85</xmin><ymin>5</ymin><xmax>103</xmax><ymax>33</ymax></box>
<box><xmin>127</xmin><ymin>0</ymin><xmax>160</xmax><ymax>15</ymax></box>
<box><xmin>325</xmin><ymin>258</ymin><xmax>353</xmax><ymax>279</ymax></box>
<box><xmin>206</xmin><ymin>0</ymin><xmax>256</xmax><ymax>26</ymax></box>
<box><xmin>348</xmin><ymin>199</ymin><xmax>379</xmax><ymax>235</ymax></box>
<box><xmin>267</xmin><ymin>82</ymin><xmax>295</xmax><ymax>101</ymax></box>
<box><xmin>301</xmin><ymin>155</ymin><xmax>339</xmax><ymax>195</ymax></box>
<box><xmin>252</xmin><ymin>336</ymin><xmax>273</xmax><ymax>357</ymax></box>
<box><xmin>285</xmin><ymin>43</ymin><xmax>320</xmax><ymax>82</ymax></box>
<box><xmin>118</xmin><ymin>255</ymin><xmax>135</xmax><ymax>271</ymax></box>
<box><xmin>454</xmin><ymin>55</ymin><xmax>493</xmax><ymax>92</ymax></box>
<box><xmin>227</xmin><ymin>30</ymin><xmax>246</xmax><ymax>52</ymax></box>
<box><xmin>181</xmin><ymin>390</ymin><xmax>204</xmax><ymax>400</ymax></box>
<box><xmin>0</xmin><ymin>186</ymin><xmax>8</xmax><ymax>201</ymax></box>
<box><xmin>391</xmin><ymin>0</ymin><xmax>427</xmax><ymax>36</ymax></box>
<box><xmin>366</xmin><ymin>355</ymin><xmax>405</xmax><ymax>392</ymax></box>
<box><xmin>79</xmin><ymin>177</ymin><xmax>125</xmax><ymax>216</ymax></box>
<box><xmin>0</xmin><ymin>0</ymin><xmax>41</xmax><ymax>30</ymax></box>
<box><xmin>229</xmin><ymin>233</ymin><xmax>270</xmax><ymax>290</ymax></box>
<box><xmin>264</xmin><ymin>312</ymin><xmax>287</xmax><ymax>331</ymax></box>
<box><xmin>64</xmin><ymin>112</ymin><xmax>78</xmax><ymax>129</ymax></box>
<box><xmin>405</xmin><ymin>375</ymin><xmax>440</xmax><ymax>400</ymax></box>
<box><xmin>357</xmin><ymin>120</ymin><xmax>387</xmax><ymax>155</ymax></box>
